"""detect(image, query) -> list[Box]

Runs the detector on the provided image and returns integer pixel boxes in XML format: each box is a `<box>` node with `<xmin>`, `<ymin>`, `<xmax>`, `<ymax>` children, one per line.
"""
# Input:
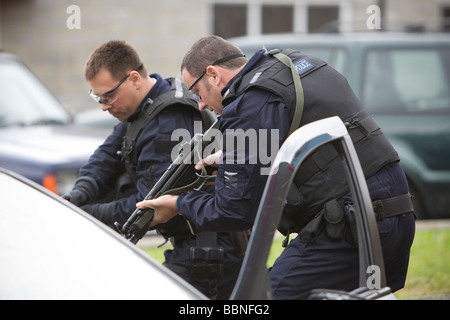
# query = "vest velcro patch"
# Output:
<box><xmin>293</xmin><ymin>58</ymin><xmax>315</xmax><ymax>75</ymax></box>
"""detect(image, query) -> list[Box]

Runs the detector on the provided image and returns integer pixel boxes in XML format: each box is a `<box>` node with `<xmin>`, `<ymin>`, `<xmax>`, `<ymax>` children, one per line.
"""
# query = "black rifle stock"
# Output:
<box><xmin>115</xmin><ymin>120</ymin><xmax>219</xmax><ymax>244</ymax></box>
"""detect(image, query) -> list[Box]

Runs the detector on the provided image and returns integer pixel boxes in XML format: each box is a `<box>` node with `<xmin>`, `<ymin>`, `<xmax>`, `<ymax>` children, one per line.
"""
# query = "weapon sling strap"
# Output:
<box><xmin>160</xmin><ymin>120</ymin><xmax>219</xmax><ymax>197</ymax></box>
<box><xmin>266</xmin><ymin>48</ymin><xmax>305</xmax><ymax>135</ymax></box>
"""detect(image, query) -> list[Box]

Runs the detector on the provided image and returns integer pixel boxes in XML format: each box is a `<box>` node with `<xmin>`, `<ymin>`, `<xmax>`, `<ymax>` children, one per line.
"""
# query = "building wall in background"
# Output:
<box><xmin>1</xmin><ymin>0</ymin><xmax>449</xmax><ymax>114</ymax></box>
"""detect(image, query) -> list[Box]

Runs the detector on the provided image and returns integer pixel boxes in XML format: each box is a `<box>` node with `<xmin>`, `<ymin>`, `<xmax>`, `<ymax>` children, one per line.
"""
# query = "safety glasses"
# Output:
<box><xmin>89</xmin><ymin>63</ymin><xmax>144</xmax><ymax>105</ymax></box>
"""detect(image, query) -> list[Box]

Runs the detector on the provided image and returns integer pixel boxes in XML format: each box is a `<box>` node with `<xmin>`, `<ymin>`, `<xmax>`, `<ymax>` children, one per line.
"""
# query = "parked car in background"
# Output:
<box><xmin>0</xmin><ymin>52</ymin><xmax>104</xmax><ymax>195</ymax></box>
<box><xmin>230</xmin><ymin>32</ymin><xmax>450</xmax><ymax>219</ymax></box>
<box><xmin>74</xmin><ymin>107</ymin><xmax>119</xmax><ymax>138</ymax></box>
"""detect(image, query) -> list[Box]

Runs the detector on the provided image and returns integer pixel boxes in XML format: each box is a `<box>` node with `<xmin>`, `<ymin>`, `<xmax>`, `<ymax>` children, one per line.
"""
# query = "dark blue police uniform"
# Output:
<box><xmin>176</xmin><ymin>50</ymin><xmax>415</xmax><ymax>299</ymax></box>
<box><xmin>75</xmin><ymin>74</ymin><xmax>244</xmax><ymax>299</ymax></box>
<box><xmin>270</xmin><ymin>162</ymin><xmax>416</xmax><ymax>299</ymax></box>
<box><xmin>79</xmin><ymin>74</ymin><xmax>200</xmax><ymax>226</ymax></box>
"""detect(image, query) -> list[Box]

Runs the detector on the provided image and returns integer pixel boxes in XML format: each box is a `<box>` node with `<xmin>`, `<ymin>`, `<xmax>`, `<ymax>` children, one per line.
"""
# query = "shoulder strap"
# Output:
<box><xmin>266</xmin><ymin>48</ymin><xmax>304</xmax><ymax>136</ymax></box>
<box><xmin>223</xmin><ymin>48</ymin><xmax>326</xmax><ymax>136</ymax></box>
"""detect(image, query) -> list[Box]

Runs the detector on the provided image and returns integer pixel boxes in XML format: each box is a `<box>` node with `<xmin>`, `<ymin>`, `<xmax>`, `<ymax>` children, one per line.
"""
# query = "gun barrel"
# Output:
<box><xmin>121</xmin><ymin>208</ymin><xmax>144</xmax><ymax>234</ymax></box>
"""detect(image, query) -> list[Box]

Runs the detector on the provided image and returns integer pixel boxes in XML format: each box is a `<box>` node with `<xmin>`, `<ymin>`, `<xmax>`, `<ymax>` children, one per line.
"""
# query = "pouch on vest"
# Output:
<box><xmin>113</xmin><ymin>172</ymin><xmax>137</xmax><ymax>200</ymax></box>
<box><xmin>323</xmin><ymin>199</ymin><xmax>346</xmax><ymax>241</ymax></box>
<box><xmin>297</xmin><ymin>198</ymin><xmax>347</xmax><ymax>243</ymax></box>
<box><xmin>297</xmin><ymin>210</ymin><xmax>325</xmax><ymax>243</ymax></box>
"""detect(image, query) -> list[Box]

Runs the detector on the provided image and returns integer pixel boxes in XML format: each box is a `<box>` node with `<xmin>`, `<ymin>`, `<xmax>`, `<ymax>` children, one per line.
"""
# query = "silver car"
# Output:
<box><xmin>0</xmin><ymin>168</ymin><xmax>206</xmax><ymax>300</ymax></box>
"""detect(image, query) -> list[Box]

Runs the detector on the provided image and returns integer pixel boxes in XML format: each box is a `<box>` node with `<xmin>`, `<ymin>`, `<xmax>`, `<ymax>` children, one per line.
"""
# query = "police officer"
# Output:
<box><xmin>137</xmin><ymin>35</ymin><xmax>416</xmax><ymax>299</ymax></box>
<box><xmin>63</xmin><ymin>40</ymin><xmax>243</xmax><ymax>299</ymax></box>
<box><xmin>63</xmin><ymin>40</ymin><xmax>202</xmax><ymax>227</ymax></box>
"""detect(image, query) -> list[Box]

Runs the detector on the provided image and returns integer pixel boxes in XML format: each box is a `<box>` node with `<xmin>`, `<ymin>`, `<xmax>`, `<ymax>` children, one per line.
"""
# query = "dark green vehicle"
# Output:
<box><xmin>230</xmin><ymin>32</ymin><xmax>450</xmax><ymax>219</ymax></box>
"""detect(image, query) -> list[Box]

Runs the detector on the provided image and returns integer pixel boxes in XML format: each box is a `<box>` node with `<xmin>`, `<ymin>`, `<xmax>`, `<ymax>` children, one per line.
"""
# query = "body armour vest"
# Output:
<box><xmin>120</xmin><ymin>77</ymin><xmax>210</xmax><ymax>191</ymax></box>
<box><xmin>222</xmin><ymin>49</ymin><xmax>400</xmax><ymax>235</ymax></box>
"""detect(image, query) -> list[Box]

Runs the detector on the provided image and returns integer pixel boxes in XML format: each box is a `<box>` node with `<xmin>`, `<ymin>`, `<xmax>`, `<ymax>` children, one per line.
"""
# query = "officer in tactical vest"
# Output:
<box><xmin>137</xmin><ymin>35</ymin><xmax>416</xmax><ymax>299</ymax></box>
<box><xmin>62</xmin><ymin>40</ymin><xmax>244</xmax><ymax>299</ymax></box>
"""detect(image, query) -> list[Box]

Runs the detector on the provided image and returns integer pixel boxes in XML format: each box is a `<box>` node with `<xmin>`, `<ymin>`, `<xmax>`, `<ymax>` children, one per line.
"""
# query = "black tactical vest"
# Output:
<box><xmin>117</xmin><ymin>77</ymin><xmax>212</xmax><ymax>198</ymax></box>
<box><xmin>222</xmin><ymin>49</ymin><xmax>399</xmax><ymax>235</ymax></box>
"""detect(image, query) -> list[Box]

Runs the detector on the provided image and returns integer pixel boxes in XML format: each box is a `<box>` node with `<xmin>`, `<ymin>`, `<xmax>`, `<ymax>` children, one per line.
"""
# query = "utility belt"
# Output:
<box><xmin>164</xmin><ymin>224</ymin><xmax>249</xmax><ymax>283</ymax></box>
<box><xmin>164</xmin><ymin>229</ymin><xmax>249</xmax><ymax>299</ymax></box>
<box><xmin>294</xmin><ymin>194</ymin><xmax>414</xmax><ymax>246</ymax></box>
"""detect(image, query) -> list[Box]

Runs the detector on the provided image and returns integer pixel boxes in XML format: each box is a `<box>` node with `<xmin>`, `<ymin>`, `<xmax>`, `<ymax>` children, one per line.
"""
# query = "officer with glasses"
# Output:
<box><xmin>88</xmin><ymin>63</ymin><xmax>143</xmax><ymax>107</ymax></box>
<box><xmin>62</xmin><ymin>40</ymin><xmax>246</xmax><ymax>300</ymax></box>
<box><xmin>62</xmin><ymin>40</ymin><xmax>203</xmax><ymax>234</ymax></box>
<box><xmin>137</xmin><ymin>35</ymin><xmax>415</xmax><ymax>299</ymax></box>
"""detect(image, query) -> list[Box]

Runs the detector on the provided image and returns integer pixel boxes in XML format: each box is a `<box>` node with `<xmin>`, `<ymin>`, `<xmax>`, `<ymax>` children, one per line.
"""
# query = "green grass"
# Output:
<box><xmin>142</xmin><ymin>244</ymin><xmax>168</xmax><ymax>263</ymax></box>
<box><xmin>142</xmin><ymin>228</ymin><xmax>450</xmax><ymax>299</ymax></box>
<box><xmin>396</xmin><ymin>228</ymin><xmax>450</xmax><ymax>299</ymax></box>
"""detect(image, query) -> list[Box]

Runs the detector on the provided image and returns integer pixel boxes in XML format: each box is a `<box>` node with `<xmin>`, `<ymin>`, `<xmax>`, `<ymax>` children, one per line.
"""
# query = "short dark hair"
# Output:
<box><xmin>84</xmin><ymin>40</ymin><xmax>147</xmax><ymax>81</ymax></box>
<box><xmin>181</xmin><ymin>35</ymin><xmax>246</xmax><ymax>77</ymax></box>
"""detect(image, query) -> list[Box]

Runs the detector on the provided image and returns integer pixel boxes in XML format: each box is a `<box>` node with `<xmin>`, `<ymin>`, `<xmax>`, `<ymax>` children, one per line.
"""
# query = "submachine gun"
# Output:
<box><xmin>114</xmin><ymin>120</ymin><xmax>220</xmax><ymax>244</ymax></box>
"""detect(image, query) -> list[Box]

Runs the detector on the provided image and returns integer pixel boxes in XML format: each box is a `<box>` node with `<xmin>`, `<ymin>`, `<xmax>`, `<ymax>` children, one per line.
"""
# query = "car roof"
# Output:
<box><xmin>229</xmin><ymin>31</ymin><xmax>450</xmax><ymax>49</ymax></box>
<box><xmin>0</xmin><ymin>51</ymin><xmax>22</xmax><ymax>63</ymax></box>
<box><xmin>0</xmin><ymin>168</ymin><xmax>206</xmax><ymax>300</ymax></box>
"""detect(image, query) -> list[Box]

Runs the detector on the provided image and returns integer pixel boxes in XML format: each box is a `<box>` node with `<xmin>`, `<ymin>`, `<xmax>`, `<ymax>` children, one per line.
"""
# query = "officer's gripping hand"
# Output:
<box><xmin>62</xmin><ymin>176</ymin><xmax>98</xmax><ymax>207</ymax></box>
<box><xmin>195</xmin><ymin>150</ymin><xmax>222</xmax><ymax>171</ymax></box>
<box><xmin>136</xmin><ymin>194</ymin><xmax>179</xmax><ymax>227</ymax></box>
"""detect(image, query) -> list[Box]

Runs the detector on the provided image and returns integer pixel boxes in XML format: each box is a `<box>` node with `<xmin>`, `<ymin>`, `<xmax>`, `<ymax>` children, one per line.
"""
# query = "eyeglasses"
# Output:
<box><xmin>188</xmin><ymin>54</ymin><xmax>245</xmax><ymax>91</ymax></box>
<box><xmin>89</xmin><ymin>63</ymin><xmax>144</xmax><ymax>105</ymax></box>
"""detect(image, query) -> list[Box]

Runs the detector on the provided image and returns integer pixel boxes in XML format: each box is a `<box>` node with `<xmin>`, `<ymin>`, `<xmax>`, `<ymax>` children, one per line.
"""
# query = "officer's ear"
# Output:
<box><xmin>205</xmin><ymin>65</ymin><xmax>221</xmax><ymax>86</ymax></box>
<box><xmin>129</xmin><ymin>70</ymin><xmax>142</xmax><ymax>88</ymax></box>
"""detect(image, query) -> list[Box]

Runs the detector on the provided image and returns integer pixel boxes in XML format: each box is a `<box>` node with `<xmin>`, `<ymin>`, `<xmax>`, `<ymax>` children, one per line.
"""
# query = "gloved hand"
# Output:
<box><xmin>81</xmin><ymin>202</ymin><xmax>115</xmax><ymax>227</ymax></box>
<box><xmin>62</xmin><ymin>176</ymin><xmax>99</xmax><ymax>207</ymax></box>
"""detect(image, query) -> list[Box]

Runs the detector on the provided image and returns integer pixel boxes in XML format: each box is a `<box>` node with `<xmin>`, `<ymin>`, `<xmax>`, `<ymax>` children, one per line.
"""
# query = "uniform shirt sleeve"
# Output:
<box><xmin>78</xmin><ymin>121</ymin><xmax>127</xmax><ymax>199</ymax></box>
<box><xmin>177</xmin><ymin>88</ymin><xmax>290</xmax><ymax>232</ymax></box>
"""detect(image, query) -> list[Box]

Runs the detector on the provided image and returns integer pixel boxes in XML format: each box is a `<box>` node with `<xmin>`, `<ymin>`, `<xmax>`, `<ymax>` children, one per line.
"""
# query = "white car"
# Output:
<box><xmin>0</xmin><ymin>168</ymin><xmax>206</xmax><ymax>300</ymax></box>
<box><xmin>0</xmin><ymin>117</ymin><xmax>393</xmax><ymax>300</ymax></box>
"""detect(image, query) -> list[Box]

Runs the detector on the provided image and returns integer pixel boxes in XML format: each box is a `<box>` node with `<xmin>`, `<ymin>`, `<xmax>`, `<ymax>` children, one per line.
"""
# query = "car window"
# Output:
<box><xmin>299</xmin><ymin>47</ymin><xmax>347</xmax><ymax>75</ymax></box>
<box><xmin>363</xmin><ymin>47</ymin><xmax>450</xmax><ymax>114</ymax></box>
<box><xmin>0</xmin><ymin>62</ymin><xmax>71</xmax><ymax>127</ymax></box>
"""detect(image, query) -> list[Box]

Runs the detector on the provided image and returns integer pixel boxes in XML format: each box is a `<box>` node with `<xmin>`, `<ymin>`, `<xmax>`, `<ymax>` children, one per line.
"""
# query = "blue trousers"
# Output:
<box><xmin>270</xmin><ymin>162</ymin><xmax>416</xmax><ymax>299</ymax></box>
<box><xmin>163</xmin><ymin>233</ymin><xmax>243</xmax><ymax>299</ymax></box>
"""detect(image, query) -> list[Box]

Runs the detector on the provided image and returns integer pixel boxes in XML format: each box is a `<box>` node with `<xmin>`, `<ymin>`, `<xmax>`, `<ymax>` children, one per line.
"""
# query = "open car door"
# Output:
<box><xmin>231</xmin><ymin>116</ymin><xmax>394</xmax><ymax>300</ymax></box>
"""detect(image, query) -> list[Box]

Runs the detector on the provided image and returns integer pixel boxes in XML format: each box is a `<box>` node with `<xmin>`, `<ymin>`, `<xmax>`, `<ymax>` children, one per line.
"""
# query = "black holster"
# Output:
<box><xmin>323</xmin><ymin>199</ymin><xmax>347</xmax><ymax>241</ymax></box>
<box><xmin>298</xmin><ymin>199</ymin><xmax>353</xmax><ymax>244</ymax></box>
<box><xmin>296</xmin><ymin>194</ymin><xmax>413</xmax><ymax>245</ymax></box>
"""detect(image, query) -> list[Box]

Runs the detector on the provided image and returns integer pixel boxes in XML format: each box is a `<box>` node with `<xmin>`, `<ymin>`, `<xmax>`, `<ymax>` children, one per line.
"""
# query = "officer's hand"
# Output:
<box><xmin>62</xmin><ymin>189</ymin><xmax>88</xmax><ymax>207</ymax></box>
<box><xmin>137</xmin><ymin>194</ymin><xmax>179</xmax><ymax>227</ymax></box>
<box><xmin>195</xmin><ymin>150</ymin><xmax>222</xmax><ymax>171</ymax></box>
<box><xmin>61</xmin><ymin>176</ymin><xmax>98</xmax><ymax>207</ymax></box>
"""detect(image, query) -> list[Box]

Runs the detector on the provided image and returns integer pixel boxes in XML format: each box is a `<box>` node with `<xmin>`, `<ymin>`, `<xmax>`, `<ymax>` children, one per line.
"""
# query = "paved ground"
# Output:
<box><xmin>415</xmin><ymin>219</ymin><xmax>450</xmax><ymax>230</ymax></box>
